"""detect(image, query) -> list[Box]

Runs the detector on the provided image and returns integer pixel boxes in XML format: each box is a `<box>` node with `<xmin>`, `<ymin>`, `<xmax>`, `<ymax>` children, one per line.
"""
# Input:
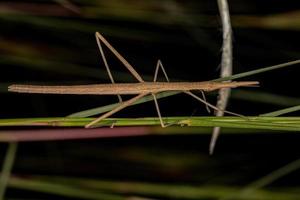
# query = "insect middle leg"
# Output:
<box><xmin>152</xmin><ymin>59</ymin><xmax>170</xmax><ymax>127</ymax></box>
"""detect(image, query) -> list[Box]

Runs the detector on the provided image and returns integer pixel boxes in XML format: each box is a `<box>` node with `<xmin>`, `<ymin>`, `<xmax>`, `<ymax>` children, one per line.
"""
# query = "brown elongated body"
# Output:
<box><xmin>8</xmin><ymin>81</ymin><xmax>258</xmax><ymax>95</ymax></box>
<box><xmin>8</xmin><ymin>32</ymin><xmax>260</xmax><ymax>130</ymax></box>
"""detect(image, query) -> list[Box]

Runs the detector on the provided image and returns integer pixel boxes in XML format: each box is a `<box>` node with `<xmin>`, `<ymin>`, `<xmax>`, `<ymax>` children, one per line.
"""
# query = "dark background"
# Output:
<box><xmin>0</xmin><ymin>0</ymin><xmax>300</xmax><ymax>199</ymax></box>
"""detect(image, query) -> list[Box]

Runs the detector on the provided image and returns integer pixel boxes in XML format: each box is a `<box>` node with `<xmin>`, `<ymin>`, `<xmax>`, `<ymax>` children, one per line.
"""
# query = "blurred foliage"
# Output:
<box><xmin>1</xmin><ymin>0</ymin><xmax>300</xmax><ymax>199</ymax></box>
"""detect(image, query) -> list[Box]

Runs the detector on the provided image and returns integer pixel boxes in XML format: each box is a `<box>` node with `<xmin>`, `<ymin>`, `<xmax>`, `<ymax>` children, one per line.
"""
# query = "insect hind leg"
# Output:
<box><xmin>199</xmin><ymin>90</ymin><xmax>211</xmax><ymax>113</ymax></box>
<box><xmin>184</xmin><ymin>91</ymin><xmax>244</xmax><ymax>118</ymax></box>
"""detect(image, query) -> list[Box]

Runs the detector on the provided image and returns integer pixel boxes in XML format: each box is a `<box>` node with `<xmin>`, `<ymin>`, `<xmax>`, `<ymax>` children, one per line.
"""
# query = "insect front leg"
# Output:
<box><xmin>95</xmin><ymin>32</ymin><xmax>144</xmax><ymax>83</ymax></box>
<box><xmin>95</xmin><ymin>32</ymin><xmax>122</xmax><ymax>103</ymax></box>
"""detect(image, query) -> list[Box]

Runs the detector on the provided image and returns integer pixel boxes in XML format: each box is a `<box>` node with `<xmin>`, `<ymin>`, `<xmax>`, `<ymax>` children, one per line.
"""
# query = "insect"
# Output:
<box><xmin>8</xmin><ymin>32</ymin><xmax>259</xmax><ymax>128</ymax></box>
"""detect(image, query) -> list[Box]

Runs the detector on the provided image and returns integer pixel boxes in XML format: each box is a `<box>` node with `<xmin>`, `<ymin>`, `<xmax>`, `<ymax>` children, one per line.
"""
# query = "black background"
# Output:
<box><xmin>0</xmin><ymin>0</ymin><xmax>300</xmax><ymax>199</ymax></box>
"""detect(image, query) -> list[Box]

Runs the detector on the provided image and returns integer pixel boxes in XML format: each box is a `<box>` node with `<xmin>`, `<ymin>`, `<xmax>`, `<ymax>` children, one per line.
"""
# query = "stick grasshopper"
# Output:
<box><xmin>8</xmin><ymin>32</ymin><xmax>259</xmax><ymax>128</ymax></box>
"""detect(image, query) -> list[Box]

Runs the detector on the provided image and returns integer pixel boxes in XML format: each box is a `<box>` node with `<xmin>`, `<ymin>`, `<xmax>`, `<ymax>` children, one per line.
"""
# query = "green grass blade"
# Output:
<box><xmin>213</xmin><ymin>59</ymin><xmax>300</xmax><ymax>82</ymax></box>
<box><xmin>1</xmin><ymin>117</ymin><xmax>300</xmax><ymax>132</ymax></box>
<box><xmin>0</xmin><ymin>142</ymin><xmax>18</xmax><ymax>199</ymax></box>
<box><xmin>0</xmin><ymin>55</ymin><xmax>106</xmax><ymax>80</ymax></box>
<box><xmin>8</xmin><ymin>176</ymin><xmax>126</xmax><ymax>200</ymax></box>
<box><xmin>220</xmin><ymin>158</ymin><xmax>300</xmax><ymax>200</ymax></box>
<box><xmin>0</xmin><ymin>14</ymin><xmax>172</xmax><ymax>42</ymax></box>
<box><xmin>246</xmin><ymin>158</ymin><xmax>300</xmax><ymax>191</ymax></box>
<box><xmin>261</xmin><ymin>105</ymin><xmax>300</xmax><ymax>117</ymax></box>
<box><xmin>232</xmin><ymin>89</ymin><xmax>300</xmax><ymax>106</ymax></box>
<box><xmin>8</xmin><ymin>175</ymin><xmax>300</xmax><ymax>200</ymax></box>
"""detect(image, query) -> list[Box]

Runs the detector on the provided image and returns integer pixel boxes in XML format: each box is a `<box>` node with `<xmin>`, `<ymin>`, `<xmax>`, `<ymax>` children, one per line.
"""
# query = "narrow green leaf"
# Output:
<box><xmin>232</xmin><ymin>89</ymin><xmax>300</xmax><ymax>106</ymax></box>
<box><xmin>260</xmin><ymin>105</ymin><xmax>300</xmax><ymax>117</ymax></box>
<box><xmin>1</xmin><ymin>117</ymin><xmax>300</xmax><ymax>132</ymax></box>
<box><xmin>220</xmin><ymin>158</ymin><xmax>300</xmax><ymax>200</ymax></box>
<box><xmin>0</xmin><ymin>143</ymin><xmax>18</xmax><ymax>199</ymax></box>
<box><xmin>9</xmin><ymin>175</ymin><xmax>300</xmax><ymax>200</ymax></box>
<box><xmin>213</xmin><ymin>59</ymin><xmax>300</xmax><ymax>82</ymax></box>
<box><xmin>8</xmin><ymin>176</ymin><xmax>125</xmax><ymax>200</ymax></box>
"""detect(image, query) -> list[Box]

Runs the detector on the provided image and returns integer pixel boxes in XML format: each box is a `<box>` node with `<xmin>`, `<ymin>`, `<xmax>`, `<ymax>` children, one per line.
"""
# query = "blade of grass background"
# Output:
<box><xmin>0</xmin><ymin>55</ymin><xmax>133</xmax><ymax>80</ymax></box>
<box><xmin>53</xmin><ymin>0</ymin><xmax>81</xmax><ymax>14</ymax></box>
<box><xmin>0</xmin><ymin>142</ymin><xmax>18</xmax><ymax>199</ymax></box>
<box><xmin>232</xmin><ymin>90</ymin><xmax>300</xmax><ymax>106</ymax></box>
<box><xmin>0</xmin><ymin>14</ymin><xmax>180</xmax><ymax>43</ymax></box>
<box><xmin>7</xmin><ymin>175</ymin><xmax>300</xmax><ymax>200</ymax></box>
<box><xmin>7</xmin><ymin>176</ymin><xmax>127</xmax><ymax>200</ymax></box>
<box><xmin>69</xmin><ymin>60</ymin><xmax>300</xmax><ymax>118</ymax></box>
<box><xmin>3</xmin><ymin>2</ymin><xmax>300</xmax><ymax>31</ymax></box>
<box><xmin>260</xmin><ymin>105</ymin><xmax>300</xmax><ymax>117</ymax></box>
<box><xmin>242</xmin><ymin>158</ymin><xmax>300</xmax><ymax>194</ymax></box>
<box><xmin>233</xmin><ymin>11</ymin><xmax>300</xmax><ymax>31</ymax></box>
<box><xmin>213</xmin><ymin>59</ymin><xmax>300</xmax><ymax>82</ymax></box>
<box><xmin>0</xmin><ymin>1</ymin><xmax>213</xmax><ymax>27</ymax></box>
<box><xmin>220</xmin><ymin>158</ymin><xmax>300</xmax><ymax>200</ymax></box>
<box><xmin>0</xmin><ymin>45</ymin><xmax>153</xmax><ymax>82</ymax></box>
<box><xmin>1</xmin><ymin>117</ymin><xmax>300</xmax><ymax>131</ymax></box>
<box><xmin>0</xmin><ymin>38</ymin><xmax>91</xmax><ymax>64</ymax></box>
